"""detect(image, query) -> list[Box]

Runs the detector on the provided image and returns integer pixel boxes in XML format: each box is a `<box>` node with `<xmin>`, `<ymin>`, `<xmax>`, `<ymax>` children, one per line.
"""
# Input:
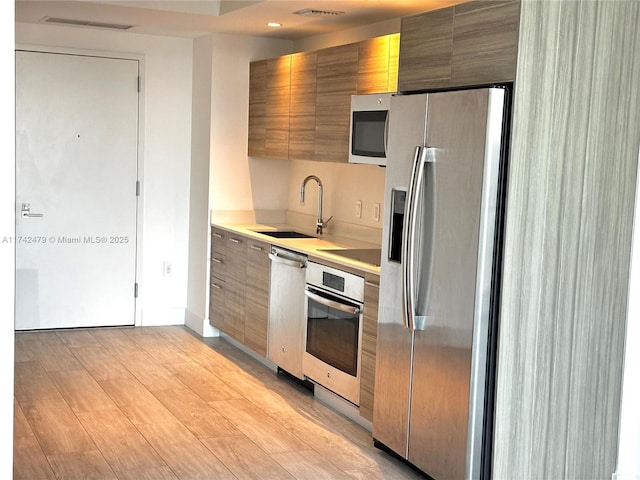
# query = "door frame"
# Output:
<box><xmin>15</xmin><ymin>44</ymin><xmax>146</xmax><ymax>327</ymax></box>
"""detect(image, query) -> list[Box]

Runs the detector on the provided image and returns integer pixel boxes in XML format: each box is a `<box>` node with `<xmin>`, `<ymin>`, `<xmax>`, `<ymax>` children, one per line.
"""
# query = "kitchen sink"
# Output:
<box><xmin>254</xmin><ymin>230</ymin><xmax>315</xmax><ymax>239</ymax></box>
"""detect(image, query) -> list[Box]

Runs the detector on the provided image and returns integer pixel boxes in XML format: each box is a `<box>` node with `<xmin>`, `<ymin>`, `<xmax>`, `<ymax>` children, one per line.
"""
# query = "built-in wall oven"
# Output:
<box><xmin>302</xmin><ymin>261</ymin><xmax>364</xmax><ymax>406</ymax></box>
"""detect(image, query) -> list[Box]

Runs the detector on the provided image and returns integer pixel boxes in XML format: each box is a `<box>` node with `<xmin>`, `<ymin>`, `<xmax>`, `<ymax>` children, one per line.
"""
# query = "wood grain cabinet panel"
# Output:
<box><xmin>397</xmin><ymin>7</ymin><xmax>454</xmax><ymax>92</ymax></box>
<box><xmin>357</xmin><ymin>34</ymin><xmax>400</xmax><ymax>94</ymax></box>
<box><xmin>397</xmin><ymin>1</ymin><xmax>520</xmax><ymax>92</ymax></box>
<box><xmin>224</xmin><ymin>235</ymin><xmax>247</xmax><ymax>344</ymax></box>
<box><xmin>451</xmin><ymin>1</ymin><xmax>520</xmax><ymax>86</ymax></box>
<box><xmin>360</xmin><ymin>273</ymin><xmax>379</xmax><ymax>421</ymax></box>
<box><xmin>209</xmin><ymin>227</ymin><xmax>227</xmax><ymax>331</ymax></box>
<box><xmin>314</xmin><ymin>43</ymin><xmax>359</xmax><ymax>163</ymax></box>
<box><xmin>248</xmin><ymin>57</ymin><xmax>291</xmax><ymax>159</ymax></box>
<box><xmin>248</xmin><ymin>61</ymin><xmax>267</xmax><ymax>158</ymax></box>
<box><xmin>265</xmin><ymin>56</ymin><xmax>291</xmax><ymax>159</ymax></box>
<box><xmin>289</xmin><ymin>51</ymin><xmax>317</xmax><ymax>161</ymax></box>
<box><xmin>245</xmin><ymin>239</ymin><xmax>270</xmax><ymax>357</ymax></box>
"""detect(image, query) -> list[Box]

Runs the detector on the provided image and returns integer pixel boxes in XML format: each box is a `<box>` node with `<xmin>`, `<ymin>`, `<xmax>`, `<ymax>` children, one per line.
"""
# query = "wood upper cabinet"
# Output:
<box><xmin>248</xmin><ymin>56</ymin><xmax>291</xmax><ymax>159</ymax></box>
<box><xmin>289</xmin><ymin>51</ymin><xmax>317</xmax><ymax>161</ymax></box>
<box><xmin>358</xmin><ymin>33</ymin><xmax>400</xmax><ymax>94</ymax></box>
<box><xmin>398</xmin><ymin>0</ymin><xmax>520</xmax><ymax>92</ymax></box>
<box><xmin>314</xmin><ymin>43</ymin><xmax>359</xmax><ymax>163</ymax></box>
<box><xmin>360</xmin><ymin>272</ymin><xmax>380</xmax><ymax>422</ymax></box>
<box><xmin>248</xmin><ymin>34</ymin><xmax>399</xmax><ymax>163</ymax></box>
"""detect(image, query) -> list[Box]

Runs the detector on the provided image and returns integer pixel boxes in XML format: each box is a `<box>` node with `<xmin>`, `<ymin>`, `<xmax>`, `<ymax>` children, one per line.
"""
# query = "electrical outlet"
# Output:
<box><xmin>374</xmin><ymin>203</ymin><xmax>381</xmax><ymax>222</ymax></box>
<box><xmin>163</xmin><ymin>261</ymin><xmax>172</xmax><ymax>277</ymax></box>
<box><xmin>355</xmin><ymin>200</ymin><xmax>362</xmax><ymax>218</ymax></box>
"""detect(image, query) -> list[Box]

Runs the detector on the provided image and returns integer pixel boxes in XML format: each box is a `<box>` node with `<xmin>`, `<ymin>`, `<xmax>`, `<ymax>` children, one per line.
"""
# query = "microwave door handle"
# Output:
<box><xmin>304</xmin><ymin>289</ymin><xmax>360</xmax><ymax>316</ymax></box>
<box><xmin>383</xmin><ymin>111</ymin><xmax>390</xmax><ymax>157</ymax></box>
<box><xmin>402</xmin><ymin>146</ymin><xmax>433</xmax><ymax>331</ymax></box>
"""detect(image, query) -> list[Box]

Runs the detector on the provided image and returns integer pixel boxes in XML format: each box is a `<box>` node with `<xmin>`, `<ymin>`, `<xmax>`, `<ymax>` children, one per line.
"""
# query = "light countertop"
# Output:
<box><xmin>212</xmin><ymin>222</ymin><xmax>381</xmax><ymax>275</ymax></box>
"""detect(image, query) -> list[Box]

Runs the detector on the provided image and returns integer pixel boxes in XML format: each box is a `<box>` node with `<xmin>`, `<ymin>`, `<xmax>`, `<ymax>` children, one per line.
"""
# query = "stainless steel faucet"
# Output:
<box><xmin>300</xmin><ymin>175</ymin><xmax>333</xmax><ymax>235</ymax></box>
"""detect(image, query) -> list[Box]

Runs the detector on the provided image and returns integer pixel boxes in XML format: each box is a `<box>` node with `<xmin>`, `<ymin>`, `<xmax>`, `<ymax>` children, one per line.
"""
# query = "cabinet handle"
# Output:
<box><xmin>212</xmin><ymin>232</ymin><xmax>223</xmax><ymax>238</ymax></box>
<box><xmin>249</xmin><ymin>245</ymin><xmax>264</xmax><ymax>252</ymax></box>
<box><xmin>229</xmin><ymin>238</ymin><xmax>241</xmax><ymax>244</ymax></box>
<box><xmin>365</xmin><ymin>281</ymin><xmax>380</xmax><ymax>288</ymax></box>
<box><xmin>210</xmin><ymin>283</ymin><xmax>223</xmax><ymax>290</ymax></box>
<box><xmin>212</xmin><ymin>257</ymin><xmax>223</xmax><ymax>264</ymax></box>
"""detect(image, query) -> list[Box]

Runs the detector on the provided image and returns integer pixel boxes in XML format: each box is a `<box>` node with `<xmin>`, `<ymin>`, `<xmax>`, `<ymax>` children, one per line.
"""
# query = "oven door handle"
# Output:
<box><xmin>304</xmin><ymin>289</ymin><xmax>361</xmax><ymax>316</ymax></box>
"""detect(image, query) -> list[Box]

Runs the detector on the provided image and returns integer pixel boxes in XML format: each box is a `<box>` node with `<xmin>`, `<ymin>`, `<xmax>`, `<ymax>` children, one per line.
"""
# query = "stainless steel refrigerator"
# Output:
<box><xmin>373</xmin><ymin>87</ymin><xmax>510</xmax><ymax>480</ymax></box>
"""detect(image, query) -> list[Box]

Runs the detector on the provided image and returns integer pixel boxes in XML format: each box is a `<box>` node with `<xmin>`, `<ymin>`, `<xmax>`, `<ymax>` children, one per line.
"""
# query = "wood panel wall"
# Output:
<box><xmin>493</xmin><ymin>1</ymin><xmax>640</xmax><ymax>478</ymax></box>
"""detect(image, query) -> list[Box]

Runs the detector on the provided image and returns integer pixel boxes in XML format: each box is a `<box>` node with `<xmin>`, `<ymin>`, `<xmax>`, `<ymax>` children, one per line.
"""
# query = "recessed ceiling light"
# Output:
<box><xmin>267</xmin><ymin>22</ymin><xmax>282</xmax><ymax>28</ymax></box>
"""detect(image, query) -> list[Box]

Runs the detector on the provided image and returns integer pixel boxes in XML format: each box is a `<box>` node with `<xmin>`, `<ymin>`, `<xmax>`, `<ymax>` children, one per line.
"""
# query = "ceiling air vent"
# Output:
<box><xmin>41</xmin><ymin>17</ymin><xmax>135</xmax><ymax>30</ymax></box>
<box><xmin>293</xmin><ymin>8</ymin><xmax>346</xmax><ymax>17</ymax></box>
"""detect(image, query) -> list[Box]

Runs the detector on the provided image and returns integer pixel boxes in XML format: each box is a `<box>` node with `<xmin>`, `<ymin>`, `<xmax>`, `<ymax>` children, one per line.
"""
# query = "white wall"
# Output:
<box><xmin>1</xmin><ymin>4</ymin><xmax>16</xmax><ymax>477</ymax></box>
<box><xmin>208</xmin><ymin>34</ymin><xmax>293</xmax><ymax>219</ymax></box>
<box><xmin>15</xmin><ymin>22</ymin><xmax>193</xmax><ymax>326</ymax></box>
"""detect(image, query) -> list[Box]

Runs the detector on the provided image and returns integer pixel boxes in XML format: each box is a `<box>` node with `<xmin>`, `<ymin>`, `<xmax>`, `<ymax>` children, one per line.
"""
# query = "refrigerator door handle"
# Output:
<box><xmin>402</xmin><ymin>146</ymin><xmax>430</xmax><ymax>331</ymax></box>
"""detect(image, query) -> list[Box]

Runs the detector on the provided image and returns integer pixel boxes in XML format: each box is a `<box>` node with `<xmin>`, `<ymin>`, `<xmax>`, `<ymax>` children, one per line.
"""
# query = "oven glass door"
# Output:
<box><xmin>305</xmin><ymin>287</ymin><xmax>361</xmax><ymax>377</ymax></box>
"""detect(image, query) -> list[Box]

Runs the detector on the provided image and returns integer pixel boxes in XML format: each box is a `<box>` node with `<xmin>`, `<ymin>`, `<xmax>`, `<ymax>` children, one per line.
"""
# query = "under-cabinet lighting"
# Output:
<box><xmin>267</xmin><ymin>22</ymin><xmax>282</xmax><ymax>28</ymax></box>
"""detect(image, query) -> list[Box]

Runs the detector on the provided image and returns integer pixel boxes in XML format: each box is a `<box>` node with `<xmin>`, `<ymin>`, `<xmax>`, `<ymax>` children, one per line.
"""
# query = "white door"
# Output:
<box><xmin>15</xmin><ymin>51</ymin><xmax>139</xmax><ymax>330</ymax></box>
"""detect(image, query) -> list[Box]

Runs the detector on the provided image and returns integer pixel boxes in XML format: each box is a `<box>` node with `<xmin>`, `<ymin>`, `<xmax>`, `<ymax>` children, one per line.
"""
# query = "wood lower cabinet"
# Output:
<box><xmin>209</xmin><ymin>228</ymin><xmax>270</xmax><ymax>357</ymax></box>
<box><xmin>245</xmin><ymin>239</ymin><xmax>270</xmax><ymax>357</ymax></box>
<box><xmin>209</xmin><ymin>228</ymin><xmax>227</xmax><ymax>332</ymax></box>
<box><xmin>360</xmin><ymin>272</ymin><xmax>380</xmax><ymax>422</ymax></box>
<box><xmin>398</xmin><ymin>0</ymin><xmax>520</xmax><ymax>92</ymax></box>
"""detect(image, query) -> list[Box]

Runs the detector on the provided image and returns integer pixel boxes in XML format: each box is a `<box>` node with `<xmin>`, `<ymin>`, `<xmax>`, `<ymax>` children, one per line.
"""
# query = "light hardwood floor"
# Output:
<box><xmin>14</xmin><ymin>325</ymin><xmax>424</xmax><ymax>479</ymax></box>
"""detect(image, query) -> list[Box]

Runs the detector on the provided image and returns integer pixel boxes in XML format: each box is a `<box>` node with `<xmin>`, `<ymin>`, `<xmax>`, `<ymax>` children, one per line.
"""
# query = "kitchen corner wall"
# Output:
<box><xmin>494</xmin><ymin>1</ymin><xmax>640</xmax><ymax>478</ymax></box>
<box><xmin>15</xmin><ymin>22</ymin><xmax>194</xmax><ymax>327</ymax></box>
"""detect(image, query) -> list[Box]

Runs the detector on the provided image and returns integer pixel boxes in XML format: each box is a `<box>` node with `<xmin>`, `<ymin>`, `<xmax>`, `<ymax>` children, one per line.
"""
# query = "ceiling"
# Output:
<box><xmin>15</xmin><ymin>0</ymin><xmax>465</xmax><ymax>40</ymax></box>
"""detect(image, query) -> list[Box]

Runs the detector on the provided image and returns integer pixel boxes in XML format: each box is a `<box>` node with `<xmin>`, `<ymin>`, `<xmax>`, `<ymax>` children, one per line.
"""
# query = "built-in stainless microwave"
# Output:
<box><xmin>348</xmin><ymin>93</ymin><xmax>392</xmax><ymax>166</ymax></box>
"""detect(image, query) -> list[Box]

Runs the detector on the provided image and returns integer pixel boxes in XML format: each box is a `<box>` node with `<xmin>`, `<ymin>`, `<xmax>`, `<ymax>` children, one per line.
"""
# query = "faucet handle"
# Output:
<box><xmin>323</xmin><ymin>215</ymin><xmax>334</xmax><ymax>227</ymax></box>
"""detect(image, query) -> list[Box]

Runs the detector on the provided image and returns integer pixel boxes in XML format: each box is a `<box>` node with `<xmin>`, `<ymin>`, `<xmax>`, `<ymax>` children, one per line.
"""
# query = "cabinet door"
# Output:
<box><xmin>397</xmin><ymin>7</ymin><xmax>454</xmax><ymax>92</ymax></box>
<box><xmin>223</xmin><ymin>234</ymin><xmax>247</xmax><ymax>343</ymax></box>
<box><xmin>451</xmin><ymin>1</ymin><xmax>520</xmax><ymax>86</ymax></box>
<box><xmin>209</xmin><ymin>227</ymin><xmax>227</xmax><ymax>330</ymax></box>
<box><xmin>357</xmin><ymin>34</ymin><xmax>400</xmax><ymax>94</ymax></box>
<box><xmin>248</xmin><ymin>60</ymin><xmax>267</xmax><ymax>157</ymax></box>
<box><xmin>315</xmin><ymin>43</ymin><xmax>358</xmax><ymax>163</ymax></box>
<box><xmin>266</xmin><ymin>56</ymin><xmax>291</xmax><ymax>159</ymax></box>
<box><xmin>245</xmin><ymin>239</ymin><xmax>270</xmax><ymax>357</ymax></box>
<box><xmin>360</xmin><ymin>272</ymin><xmax>380</xmax><ymax>421</ymax></box>
<box><xmin>289</xmin><ymin>51</ymin><xmax>317</xmax><ymax>161</ymax></box>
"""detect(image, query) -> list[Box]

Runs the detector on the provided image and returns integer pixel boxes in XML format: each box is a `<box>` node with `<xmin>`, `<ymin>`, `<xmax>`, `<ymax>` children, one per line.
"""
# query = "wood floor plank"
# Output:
<box><xmin>46</xmin><ymin>449</ymin><xmax>118</xmax><ymax>479</ymax></box>
<box><xmin>136</xmin><ymin>422</ymin><xmax>237</xmax><ymax>479</ymax></box>
<box><xmin>14</xmin><ymin>361</ymin><xmax>64</xmax><ymax>403</ymax></box>
<box><xmin>164</xmin><ymin>361</ymin><xmax>245</xmax><ymax>402</ymax></box>
<box><xmin>153</xmin><ymin>387</ymin><xmax>242</xmax><ymax>439</ymax></box>
<box><xmin>13</xmin><ymin>435</ymin><xmax>57</xmax><ymax>480</ymax></box>
<box><xmin>115</xmin><ymin>466</ymin><xmax>179</xmax><ymax>480</ymax></box>
<box><xmin>271</xmin><ymin>450</ymin><xmax>351</xmax><ymax>480</ymax></box>
<box><xmin>117</xmin><ymin>349</ymin><xmax>187</xmax><ymax>393</ymax></box>
<box><xmin>48</xmin><ymin>369</ymin><xmax>116</xmax><ymax>413</ymax></box>
<box><xmin>201</xmin><ymin>434</ymin><xmax>295</xmax><ymax>480</ymax></box>
<box><xmin>14</xmin><ymin>334</ymin><xmax>37</xmax><ymax>362</ymax></box>
<box><xmin>77</xmin><ymin>409</ymin><xmax>166</xmax><ymax>472</ymax></box>
<box><xmin>55</xmin><ymin>329</ymin><xmax>103</xmax><ymax>348</ymax></box>
<box><xmin>13</xmin><ymin>399</ymin><xmax>34</xmax><ymax>438</ymax></box>
<box><xmin>27</xmin><ymin>338</ymin><xmax>83</xmax><ymax>372</ymax></box>
<box><xmin>69</xmin><ymin>345</ymin><xmax>134</xmax><ymax>382</ymax></box>
<box><xmin>98</xmin><ymin>377</ymin><xmax>179</xmax><ymax>426</ymax></box>
<box><xmin>210</xmin><ymin>399</ymin><xmax>310</xmax><ymax>455</ymax></box>
<box><xmin>20</xmin><ymin>396</ymin><xmax>96</xmax><ymax>455</ymax></box>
